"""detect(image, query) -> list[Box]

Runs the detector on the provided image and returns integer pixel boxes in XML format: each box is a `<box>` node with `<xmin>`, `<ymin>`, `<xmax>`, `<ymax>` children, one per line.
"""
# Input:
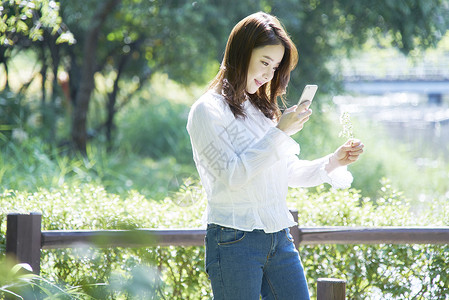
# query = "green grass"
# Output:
<box><xmin>0</xmin><ymin>137</ymin><xmax>197</xmax><ymax>201</ymax></box>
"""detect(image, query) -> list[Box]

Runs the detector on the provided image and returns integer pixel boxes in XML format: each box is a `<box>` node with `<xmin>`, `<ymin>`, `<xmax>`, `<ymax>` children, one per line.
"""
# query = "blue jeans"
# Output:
<box><xmin>205</xmin><ymin>224</ymin><xmax>310</xmax><ymax>300</ymax></box>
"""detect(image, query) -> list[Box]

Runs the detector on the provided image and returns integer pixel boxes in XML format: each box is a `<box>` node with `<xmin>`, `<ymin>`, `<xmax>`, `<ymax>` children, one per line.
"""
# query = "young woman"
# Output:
<box><xmin>187</xmin><ymin>12</ymin><xmax>364</xmax><ymax>300</ymax></box>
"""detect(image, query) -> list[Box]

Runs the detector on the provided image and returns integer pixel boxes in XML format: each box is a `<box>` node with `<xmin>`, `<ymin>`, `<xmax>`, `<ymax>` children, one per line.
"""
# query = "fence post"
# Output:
<box><xmin>317</xmin><ymin>278</ymin><xmax>346</xmax><ymax>300</ymax></box>
<box><xmin>289</xmin><ymin>209</ymin><xmax>300</xmax><ymax>249</ymax></box>
<box><xmin>6</xmin><ymin>213</ymin><xmax>42</xmax><ymax>274</ymax></box>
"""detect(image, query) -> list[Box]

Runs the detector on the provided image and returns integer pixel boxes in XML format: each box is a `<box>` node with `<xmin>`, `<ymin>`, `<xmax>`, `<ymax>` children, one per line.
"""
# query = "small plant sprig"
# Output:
<box><xmin>339</xmin><ymin>111</ymin><xmax>354</xmax><ymax>144</ymax></box>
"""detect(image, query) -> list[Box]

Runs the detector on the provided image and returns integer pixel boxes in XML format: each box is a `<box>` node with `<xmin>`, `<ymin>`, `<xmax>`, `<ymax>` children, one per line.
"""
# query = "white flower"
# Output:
<box><xmin>339</xmin><ymin>111</ymin><xmax>354</xmax><ymax>139</ymax></box>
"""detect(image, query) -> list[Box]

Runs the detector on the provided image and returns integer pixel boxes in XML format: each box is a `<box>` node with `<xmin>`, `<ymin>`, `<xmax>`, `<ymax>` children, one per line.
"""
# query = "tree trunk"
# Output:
<box><xmin>71</xmin><ymin>0</ymin><xmax>121</xmax><ymax>154</ymax></box>
<box><xmin>105</xmin><ymin>39</ymin><xmax>144</xmax><ymax>147</ymax></box>
<box><xmin>49</xmin><ymin>36</ymin><xmax>60</xmax><ymax>144</ymax></box>
<box><xmin>40</xmin><ymin>46</ymin><xmax>47</xmax><ymax>107</ymax></box>
<box><xmin>105</xmin><ymin>56</ymin><xmax>126</xmax><ymax>146</ymax></box>
<box><xmin>40</xmin><ymin>44</ymin><xmax>48</xmax><ymax>138</ymax></box>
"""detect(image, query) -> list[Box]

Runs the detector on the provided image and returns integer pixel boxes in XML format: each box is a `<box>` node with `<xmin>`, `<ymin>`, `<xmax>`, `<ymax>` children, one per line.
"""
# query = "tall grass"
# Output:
<box><xmin>0</xmin><ymin>137</ymin><xmax>195</xmax><ymax>201</ymax></box>
<box><xmin>116</xmin><ymin>98</ymin><xmax>193</xmax><ymax>164</ymax></box>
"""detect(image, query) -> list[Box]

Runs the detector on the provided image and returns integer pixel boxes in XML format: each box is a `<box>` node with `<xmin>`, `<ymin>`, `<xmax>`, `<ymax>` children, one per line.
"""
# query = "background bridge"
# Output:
<box><xmin>332</xmin><ymin>51</ymin><xmax>449</xmax><ymax>159</ymax></box>
<box><xmin>339</xmin><ymin>52</ymin><xmax>449</xmax><ymax>104</ymax></box>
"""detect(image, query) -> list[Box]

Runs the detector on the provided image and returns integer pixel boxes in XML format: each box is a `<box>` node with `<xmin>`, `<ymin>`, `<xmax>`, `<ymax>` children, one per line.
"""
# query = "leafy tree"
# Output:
<box><xmin>3</xmin><ymin>0</ymin><xmax>258</xmax><ymax>153</ymax></box>
<box><xmin>0</xmin><ymin>0</ymin><xmax>74</xmax><ymax>87</ymax></box>
<box><xmin>266</xmin><ymin>0</ymin><xmax>449</xmax><ymax>96</ymax></box>
<box><xmin>65</xmin><ymin>0</ymin><xmax>259</xmax><ymax>153</ymax></box>
<box><xmin>0</xmin><ymin>0</ymin><xmax>74</xmax><ymax>143</ymax></box>
<box><xmin>2</xmin><ymin>0</ymin><xmax>448</xmax><ymax>154</ymax></box>
<box><xmin>68</xmin><ymin>0</ymin><xmax>121</xmax><ymax>154</ymax></box>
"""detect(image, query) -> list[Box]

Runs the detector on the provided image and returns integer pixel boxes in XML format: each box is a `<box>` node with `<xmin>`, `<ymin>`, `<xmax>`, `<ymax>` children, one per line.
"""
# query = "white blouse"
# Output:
<box><xmin>186</xmin><ymin>90</ymin><xmax>353</xmax><ymax>233</ymax></box>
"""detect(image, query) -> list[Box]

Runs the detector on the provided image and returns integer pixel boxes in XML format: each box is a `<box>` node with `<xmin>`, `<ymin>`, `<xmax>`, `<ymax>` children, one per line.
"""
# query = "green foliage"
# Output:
<box><xmin>2</xmin><ymin>2</ymin><xmax>449</xmax><ymax>298</ymax></box>
<box><xmin>1</xmin><ymin>180</ymin><xmax>448</xmax><ymax>299</ymax></box>
<box><xmin>0</xmin><ymin>0</ymin><xmax>74</xmax><ymax>45</ymax></box>
<box><xmin>5</xmin><ymin>0</ymin><xmax>449</xmax><ymax>152</ymax></box>
<box><xmin>0</xmin><ymin>88</ymin><xmax>31</xmax><ymax>142</ymax></box>
<box><xmin>0</xmin><ymin>183</ymin><xmax>208</xmax><ymax>299</ymax></box>
<box><xmin>287</xmin><ymin>183</ymin><xmax>449</xmax><ymax>299</ymax></box>
<box><xmin>269</xmin><ymin>0</ymin><xmax>449</xmax><ymax>99</ymax></box>
<box><xmin>291</xmin><ymin>102</ymin><xmax>342</xmax><ymax>160</ymax></box>
<box><xmin>0</xmin><ymin>137</ymin><xmax>95</xmax><ymax>192</ymax></box>
<box><xmin>0</xmin><ymin>135</ymin><xmax>197</xmax><ymax>201</ymax></box>
<box><xmin>2</xmin><ymin>84</ymin><xmax>447</xmax><ymax>204</ymax></box>
<box><xmin>116</xmin><ymin>94</ymin><xmax>193</xmax><ymax>165</ymax></box>
<box><xmin>0</xmin><ymin>259</ymin><xmax>88</xmax><ymax>299</ymax></box>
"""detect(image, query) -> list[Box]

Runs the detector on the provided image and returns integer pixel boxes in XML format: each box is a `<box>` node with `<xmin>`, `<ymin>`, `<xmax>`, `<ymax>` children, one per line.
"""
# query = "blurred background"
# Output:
<box><xmin>1</xmin><ymin>0</ymin><xmax>448</xmax><ymax>204</ymax></box>
<box><xmin>1</xmin><ymin>1</ymin><xmax>449</xmax><ymax>299</ymax></box>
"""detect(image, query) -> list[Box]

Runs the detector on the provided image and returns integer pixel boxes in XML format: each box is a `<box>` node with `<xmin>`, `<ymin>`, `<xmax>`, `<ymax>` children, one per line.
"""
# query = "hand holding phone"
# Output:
<box><xmin>276</xmin><ymin>84</ymin><xmax>317</xmax><ymax>136</ymax></box>
<box><xmin>298</xmin><ymin>84</ymin><xmax>318</xmax><ymax>106</ymax></box>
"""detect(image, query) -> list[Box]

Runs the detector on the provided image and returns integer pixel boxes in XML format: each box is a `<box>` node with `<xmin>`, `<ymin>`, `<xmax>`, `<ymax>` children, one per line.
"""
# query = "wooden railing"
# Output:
<box><xmin>5</xmin><ymin>211</ymin><xmax>449</xmax><ymax>299</ymax></box>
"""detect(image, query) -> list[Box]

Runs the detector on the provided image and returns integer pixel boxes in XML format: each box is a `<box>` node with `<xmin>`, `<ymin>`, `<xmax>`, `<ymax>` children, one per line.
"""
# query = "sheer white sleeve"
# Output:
<box><xmin>287</xmin><ymin>154</ymin><xmax>353</xmax><ymax>189</ymax></box>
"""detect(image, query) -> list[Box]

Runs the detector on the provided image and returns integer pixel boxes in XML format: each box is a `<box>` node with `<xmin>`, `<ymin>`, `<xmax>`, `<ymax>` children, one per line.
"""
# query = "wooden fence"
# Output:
<box><xmin>5</xmin><ymin>211</ymin><xmax>449</xmax><ymax>299</ymax></box>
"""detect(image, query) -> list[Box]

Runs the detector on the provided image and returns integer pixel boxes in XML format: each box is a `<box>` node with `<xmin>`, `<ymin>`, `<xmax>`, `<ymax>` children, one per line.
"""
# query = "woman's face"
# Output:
<box><xmin>246</xmin><ymin>44</ymin><xmax>285</xmax><ymax>94</ymax></box>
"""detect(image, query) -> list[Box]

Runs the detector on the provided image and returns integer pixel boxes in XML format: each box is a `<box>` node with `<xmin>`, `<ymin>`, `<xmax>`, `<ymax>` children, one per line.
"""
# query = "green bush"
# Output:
<box><xmin>287</xmin><ymin>182</ymin><xmax>449</xmax><ymax>299</ymax></box>
<box><xmin>0</xmin><ymin>183</ymin><xmax>209</xmax><ymax>299</ymax></box>
<box><xmin>1</xmin><ymin>180</ymin><xmax>448</xmax><ymax>299</ymax></box>
<box><xmin>0</xmin><ymin>137</ymin><xmax>196</xmax><ymax>200</ymax></box>
<box><xmin>116</xmin><ymin>96</ymin><xmax>193</xmax><ymax>165</ymax></box>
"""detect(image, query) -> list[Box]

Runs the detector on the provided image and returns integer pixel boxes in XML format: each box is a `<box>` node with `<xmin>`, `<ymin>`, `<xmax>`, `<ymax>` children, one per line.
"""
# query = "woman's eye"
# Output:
<box><xmin>261</xmin><ymin>61</ymin><xmax>269</xmax><ymax>66</ymax></box>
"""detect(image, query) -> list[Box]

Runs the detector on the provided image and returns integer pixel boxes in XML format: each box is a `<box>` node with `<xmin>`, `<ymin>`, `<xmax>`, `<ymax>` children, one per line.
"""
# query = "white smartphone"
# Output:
<box><xmin>298</xmin><ymin>84</ymin><xmax>318</xmax><ymax>105</ymax></box>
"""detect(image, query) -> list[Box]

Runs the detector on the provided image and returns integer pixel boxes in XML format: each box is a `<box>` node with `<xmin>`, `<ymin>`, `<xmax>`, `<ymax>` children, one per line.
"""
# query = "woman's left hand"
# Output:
<box><xmin>334</xmin><ymin>139</ymin><xmax>364</xmax><ymax>166</ymax></box>
<box><xmin>326</xmin><ymin>139</ymin><xmax>364</xmax><ymax>172</ymax></box>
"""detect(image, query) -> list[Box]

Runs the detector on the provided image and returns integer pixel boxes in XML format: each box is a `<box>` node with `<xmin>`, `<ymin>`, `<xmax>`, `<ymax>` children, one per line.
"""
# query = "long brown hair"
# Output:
<box><xmin>209</xmin><ymin>12</ymin><xmax>298</xmax><ymax>121</ymax></box>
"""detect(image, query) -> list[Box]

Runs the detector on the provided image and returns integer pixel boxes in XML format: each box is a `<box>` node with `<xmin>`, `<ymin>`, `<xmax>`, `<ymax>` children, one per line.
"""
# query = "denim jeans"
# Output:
<box><xmin>205</xmin><ymin>224</ymin><xmax>310</xmax><ymax>300</ymax></box>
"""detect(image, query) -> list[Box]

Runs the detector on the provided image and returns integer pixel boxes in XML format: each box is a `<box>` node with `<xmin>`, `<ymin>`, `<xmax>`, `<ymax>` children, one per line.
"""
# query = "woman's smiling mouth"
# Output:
<box><xmin>255</xmin><ymin>79</ymin><xmax>264</xmax><ymax>87</ymax></box>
